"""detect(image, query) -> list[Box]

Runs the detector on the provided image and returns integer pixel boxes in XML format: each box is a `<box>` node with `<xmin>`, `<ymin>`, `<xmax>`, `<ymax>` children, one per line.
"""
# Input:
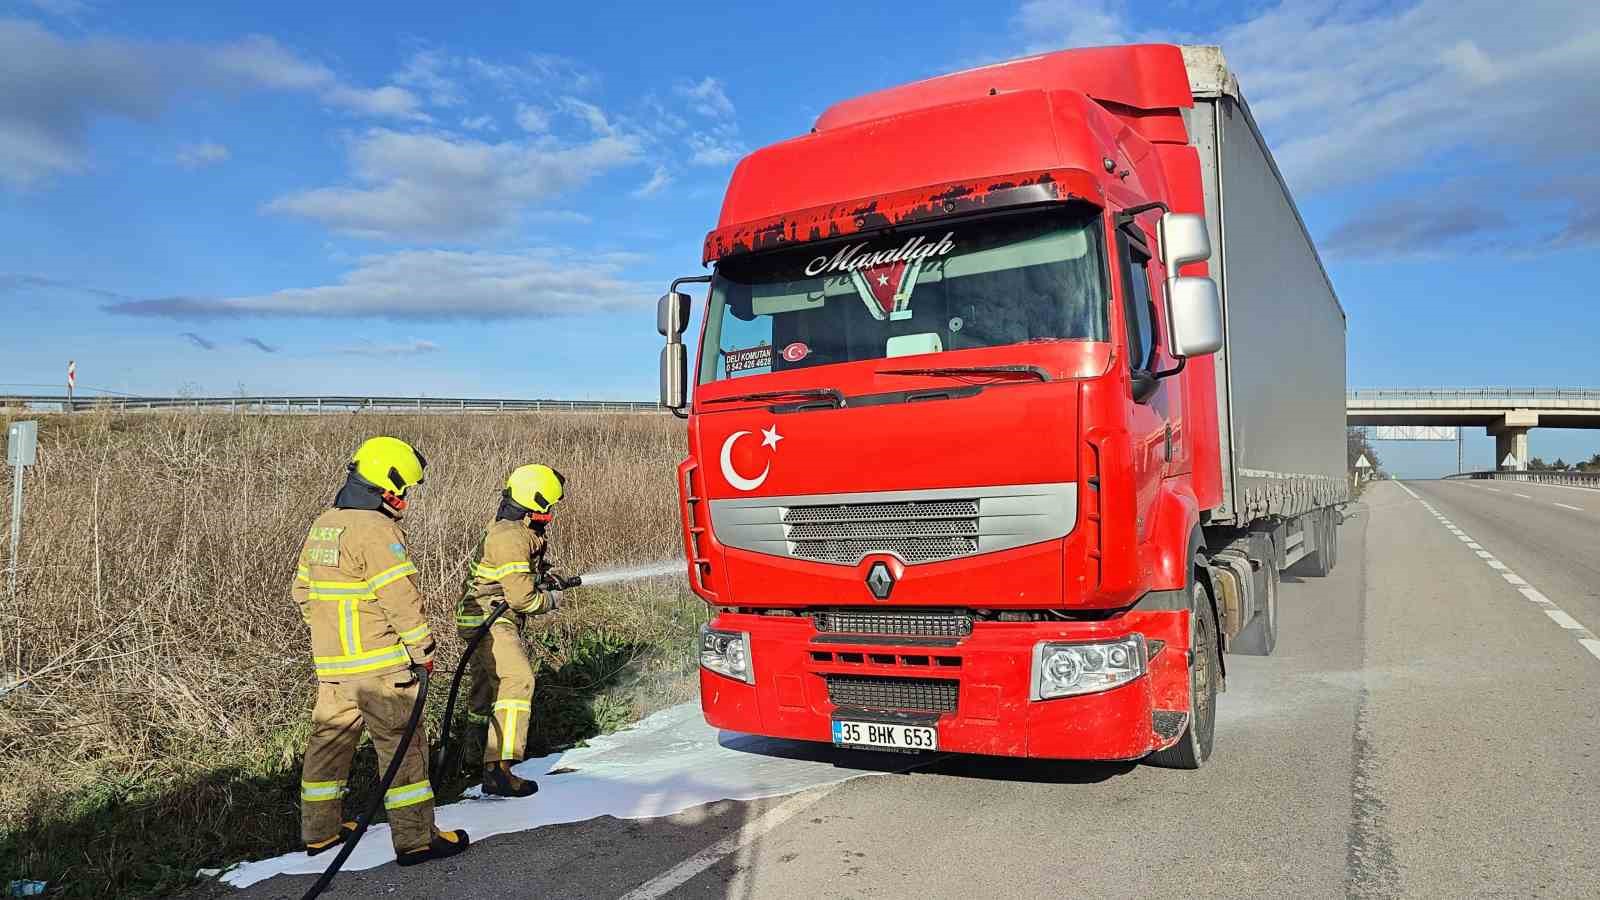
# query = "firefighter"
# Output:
<box><xmin>293</xmin><ymin>436</ymin><xmax>470</xmax><ymax>867</ymax></box>
<box><xmin>456</xmin><ymin>464</ymin><xmax>568</xmax><ymax>798</ymax></box>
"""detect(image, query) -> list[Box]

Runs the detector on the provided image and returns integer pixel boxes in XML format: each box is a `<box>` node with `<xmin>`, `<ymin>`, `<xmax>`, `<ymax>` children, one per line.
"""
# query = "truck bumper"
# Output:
<box><xmin>698</xmin><ymin>609</ymin><xmax>1190</xmax><ymax>761</ymax></box>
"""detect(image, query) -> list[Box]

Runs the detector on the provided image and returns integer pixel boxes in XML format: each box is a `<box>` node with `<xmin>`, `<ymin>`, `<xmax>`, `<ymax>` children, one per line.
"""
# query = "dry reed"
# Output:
<box><xmin>0</xmin><ymin>409</ymin><xmax>697</xmax><ymax>897</ymax></box>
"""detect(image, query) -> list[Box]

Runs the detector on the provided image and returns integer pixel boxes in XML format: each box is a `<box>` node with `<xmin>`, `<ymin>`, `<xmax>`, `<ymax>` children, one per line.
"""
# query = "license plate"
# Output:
<box><xmin>832</xmin><ymin>719</ymin><xmax>938</xmax><ymax>752</ymax></box>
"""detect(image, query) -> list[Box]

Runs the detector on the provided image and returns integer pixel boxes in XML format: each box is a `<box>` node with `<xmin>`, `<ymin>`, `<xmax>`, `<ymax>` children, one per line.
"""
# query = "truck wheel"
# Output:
<box><xmin>1229</xmin><ymin>555</ymin><xmax>1278</xmax><ymax>656</ymax></box>
<box><xmin>1146</xmin><ymin>575</ymin><xmax>1219</xmax><ymax>770</ymax></box>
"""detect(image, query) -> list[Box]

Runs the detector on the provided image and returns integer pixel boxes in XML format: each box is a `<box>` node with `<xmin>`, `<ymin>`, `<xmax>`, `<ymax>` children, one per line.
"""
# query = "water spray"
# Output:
<box><xmin>572</xmin><ymin>560</ymin><xmax>682</xmax><ymax>587</ymax></box>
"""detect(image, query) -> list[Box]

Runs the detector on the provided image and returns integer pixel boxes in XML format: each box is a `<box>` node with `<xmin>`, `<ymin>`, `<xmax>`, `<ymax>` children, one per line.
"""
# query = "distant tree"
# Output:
<box><xmin>1347</xmin><ymin>427</ymin><xmax>1382</xmax><ymax>475</ymax></box>
<box><xmin>1582</xmin><ymin>453</ymin><xmax>1600</xmax><ymax>473</ymax></box>
<box><xmin>1528</xmin><ymin>456</ymin><xmax>1549</xmax><ymax>471</ymax></box>
<box><xmin>1552</xmin><ymin>457</ymin><xmax>1568</xmax><ymax>471</ymax></box>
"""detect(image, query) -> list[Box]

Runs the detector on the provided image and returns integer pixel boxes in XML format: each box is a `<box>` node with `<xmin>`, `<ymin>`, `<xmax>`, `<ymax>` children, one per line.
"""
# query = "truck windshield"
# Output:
<box><xmin>699</xmin><ymin>208</ymin><xmax>1107</xmax><ymax>383</ymax></box>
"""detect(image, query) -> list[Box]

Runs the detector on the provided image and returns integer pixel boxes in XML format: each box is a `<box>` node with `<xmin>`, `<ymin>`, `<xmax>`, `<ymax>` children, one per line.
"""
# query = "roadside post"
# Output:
<box><xmin>7</xmin><ymin>420</ymin><xmax>37</xmax><ymax>595</ymax></box>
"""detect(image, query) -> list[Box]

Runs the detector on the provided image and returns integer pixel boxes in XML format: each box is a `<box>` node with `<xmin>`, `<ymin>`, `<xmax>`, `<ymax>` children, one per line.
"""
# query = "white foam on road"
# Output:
<box><xmin>220</xmin><ymin>704</ymin><xmax>889</xmax><ymax>888</ymax></box>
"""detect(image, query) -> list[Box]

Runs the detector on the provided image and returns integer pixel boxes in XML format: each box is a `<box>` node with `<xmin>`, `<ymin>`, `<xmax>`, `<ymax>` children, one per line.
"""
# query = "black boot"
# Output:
<box><xmin>482</xmin><ymin>761</ymin><xmax>539</xmax><ymax>798</ymax></box>
<box><xmin>396</xmin><ymin>829</ymin><xmax>471</xmax><ymax>867</ymax></box>
<box><xmin>304</xmin><ymin>821</ymin><xmax>358</xmax><ymax>857</ymax></box>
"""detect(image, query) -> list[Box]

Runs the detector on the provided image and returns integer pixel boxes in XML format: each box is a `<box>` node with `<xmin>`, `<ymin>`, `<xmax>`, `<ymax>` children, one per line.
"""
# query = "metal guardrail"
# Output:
<box><xmin>1445</xmin><ymin>470</ymin><xmax>1600</xmax><ymax>487</ymax></box>
<box><xmin>1348</xmin><ymin>388</ymin><xmax>1600</xmax><ymax>402</ymax></box>
<box><xmin>0</xmin><ymin>395</ymin><xmax>664</xmax><ymax>414</ymax></box>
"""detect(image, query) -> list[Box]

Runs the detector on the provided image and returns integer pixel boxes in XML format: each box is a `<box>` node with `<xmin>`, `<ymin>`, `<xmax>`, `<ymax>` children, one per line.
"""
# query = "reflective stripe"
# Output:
<box><xmin>339</xmin><ymin>598</ymin><xmax>362</xmax><ymax>655</ymax></box>
<box><xmin>296</xmin><ymin>566</ymin><xmax>311</xmax><ymax>582</ymax></box>
<box><xmin>368</xmin><ymin>561</ymin><xmax>418</xmax><ymax>592</ymax></box>
<box><xmin>397</xmin><ymin>622</ymin><xmax>431</xmax><ymax>645</ymax></box>
<box><xmin>472</xmin><ymin>561</ymin><xmax>532</xmax><ymax>582</ymax></box>
<box><xmin>313</xmin><ymin>643</ymin><xmax>410</xmax><ymax>678</ymax></box>
<box><xmin>384</xmin><ymin>779</ymin><xmax>434</xmax><ymax>810</ymax></box>
<box><xmin>301</xmin><ymin>780</ymin><xmax>346</xmax><ymax>802</ymax></box>
<box><xmin>494</xmin><ymin>699</ymin><xmax>530</xmax><ymax>760</ymax></box>
<box><xmin>455</xmin><ymin>612</ymin><xmax>489</xmax><ymax>628</ymax></box>
<box><xmin>467</xmin><ymin>711</ymin><xmax>490</xmax><ymax>724</ymax></box>
<box><xmin>307</xmin><ymin>581</ymin><xmax>374</xmax><ymax>601</ymax></box>
<box><xmin>493</xmin><ymin>699</ymin><xmax>531</xmax><ymax>712</ymax></box>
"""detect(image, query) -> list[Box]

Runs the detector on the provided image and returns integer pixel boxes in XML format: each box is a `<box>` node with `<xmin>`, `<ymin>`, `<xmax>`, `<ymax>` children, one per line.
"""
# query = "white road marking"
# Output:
<box><xmin>1486</xmin><ymin>487</ymin><xmax>1502</xmax><ymax>493</ymax></box>
<box><xmin>1554</xmin><ymin>502</ymin><xmax>1584</xmax><ymax>511</ymax></box>
<box><xmin>1398</xmin><ymin>481</ymin><xmax>1600</xmax><ymax>665</ymax></box>
<box><xmin>1458</xmin><ymin>536</ymin><xmax>1474</xmax><ymax>543</ymax></box>
<box><xmin>1519</xmin><ymin>588</ymin><xmax>1554</xmax><ymax>606</ymax></box>
<box><xmin>1547</xmin><ymin>609</ymin><xmax>1585</xmax><ymax>630</ymax></box>
<box><xmin>1514</xmin><ymin>493</ymin><xmax>1532</xmax><ymax>499</ymax></box>
<box><xmin>618</xmin><ymin>785</ymin><xmax>841</xmax><ymax>900</ymax></box>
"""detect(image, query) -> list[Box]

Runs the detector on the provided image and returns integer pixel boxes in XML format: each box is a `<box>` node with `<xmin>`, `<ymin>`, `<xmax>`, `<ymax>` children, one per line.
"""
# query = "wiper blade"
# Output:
<box><xmin>878</xmin><ymin>365</ymin><xmax>1051</xmax><ymax>382</ymax></box>
<box><xmin>704</xmin><ymin>388</ymin><xmax>845</xmax><ymax>408</ymax></box>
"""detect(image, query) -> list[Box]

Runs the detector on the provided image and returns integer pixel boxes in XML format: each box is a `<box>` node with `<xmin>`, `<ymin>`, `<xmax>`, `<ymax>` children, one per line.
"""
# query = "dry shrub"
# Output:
<box><xmin>0</xmin><ymin>409</ymin><xmax>697</xmax><ymax>896</ymax></box>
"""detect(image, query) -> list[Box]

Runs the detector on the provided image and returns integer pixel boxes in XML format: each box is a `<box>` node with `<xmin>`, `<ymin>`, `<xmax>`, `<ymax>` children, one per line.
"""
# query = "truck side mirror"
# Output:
<box><xmin>1165</xmin><ymin>276</ymin><xmax>1223</xmax><ymax>357</ymax></box>
<box><xmin>657</xmin><ymin>291</ymin><xmax>691</xmax><ymax>337</ymax></box>
<box><xmin>660</xmin><ymin>344</ymin><xmax>688</xmax><ymax>410</ymax></box>
<box><xmin>1157</xmin><ymin>213</ymin><xmax>1210</xmax><ymax>269</ymax></box>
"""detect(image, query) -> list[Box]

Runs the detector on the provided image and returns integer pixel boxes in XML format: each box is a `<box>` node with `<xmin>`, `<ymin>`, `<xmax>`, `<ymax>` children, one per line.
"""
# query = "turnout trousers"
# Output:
<box><xmin>301</xmin><ymin>671</ymin><xmax>435</xmax><ymax>854</ymax></box>
<box><xmin>462</xmin><ymin>618</ymin><xmax>535</xmax><ymax>764</ymax></box>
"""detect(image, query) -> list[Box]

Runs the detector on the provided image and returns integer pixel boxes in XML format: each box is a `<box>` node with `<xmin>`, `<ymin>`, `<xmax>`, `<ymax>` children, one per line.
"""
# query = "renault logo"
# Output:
<box><xmin>866</xmin><ymin>561</ymin><xmax>895</xmax><ymax>600</ymax></box>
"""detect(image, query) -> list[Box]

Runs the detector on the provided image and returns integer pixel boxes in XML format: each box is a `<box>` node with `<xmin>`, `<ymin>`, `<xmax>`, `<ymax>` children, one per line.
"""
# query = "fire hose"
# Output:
<box><xmin>302</xmin><ymin>569</ymin><xmax>581</xmax><ymax>900</ymax></box>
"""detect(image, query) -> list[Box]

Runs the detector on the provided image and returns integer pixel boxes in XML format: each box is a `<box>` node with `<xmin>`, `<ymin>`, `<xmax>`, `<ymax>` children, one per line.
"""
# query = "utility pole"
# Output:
<box><xmin>66</xmin><ymin>360</ymin><xmax>76</xmax><ymax>412</ymax></box>
<box><xmin>1457</xmin><ymin>427</ymin><xmax>1463</xmax><ymax>474</ymax></box>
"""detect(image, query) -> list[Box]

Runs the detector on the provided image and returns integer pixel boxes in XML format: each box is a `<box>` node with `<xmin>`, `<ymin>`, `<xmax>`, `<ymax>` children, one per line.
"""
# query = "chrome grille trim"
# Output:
<box><xmin>708</xmin><ymin>482</ymin><xmax>1077</xmax><ymax>567</ymax></box>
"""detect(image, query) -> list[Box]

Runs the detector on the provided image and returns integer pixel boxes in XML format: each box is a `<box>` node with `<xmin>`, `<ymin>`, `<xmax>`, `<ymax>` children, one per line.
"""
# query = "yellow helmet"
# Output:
<box><xmin>505</xmin><ymin>464</ymin><xmax>566</xmax><ymax>515</ymax></box>
<box><xmin>350</xmin><ymin>437</ymin><xmax>427</xmax><ymax>496</ymax></box>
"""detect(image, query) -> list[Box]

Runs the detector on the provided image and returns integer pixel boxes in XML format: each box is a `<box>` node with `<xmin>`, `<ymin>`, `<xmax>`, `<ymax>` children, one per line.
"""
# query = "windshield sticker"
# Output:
<box><xmin>851</xmin><ymin>258</ymin><xmax>924</xmax><ymax>321</ymax></box>
<box><xmin>803</xmin><ymin>232</ymin><xmax>955</xmax><ymax>277</ymax></box>
<box><xmin>781</xmin><ymin>342</ymin><xmax>809</xmax><ymax>363</ymax></box>
<box><xmin>725</xmin><ymin>344</ymin><xmax>774</xmax><ymax>376</ymax></box>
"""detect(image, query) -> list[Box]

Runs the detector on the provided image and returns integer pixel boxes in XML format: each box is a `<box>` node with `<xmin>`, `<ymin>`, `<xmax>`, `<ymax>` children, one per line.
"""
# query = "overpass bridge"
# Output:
<box><xmin>1346</xmin><ymin>388</ymin><xmax>1600</xmax><ymax>470</ymax></box>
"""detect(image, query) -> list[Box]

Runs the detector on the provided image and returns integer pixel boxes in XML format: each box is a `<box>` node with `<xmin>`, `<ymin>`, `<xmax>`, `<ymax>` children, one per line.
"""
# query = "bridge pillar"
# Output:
<box><xmin>1488</xmin><ymin>411</ymin><xmax>1537</xmax><ymax>470</ymax></box>
<box><xmin>1493</xmin><ymin>429</ymin><xmax>1530</xmax><ymax>471</ymax></box>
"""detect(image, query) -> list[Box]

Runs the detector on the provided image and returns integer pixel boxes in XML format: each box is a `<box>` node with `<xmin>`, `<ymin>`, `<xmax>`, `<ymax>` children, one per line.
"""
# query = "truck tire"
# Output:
<box><xmin>1229</xmin><ymin>555</ymin><xmax>1278</xmax><ymax>656</ymax></box>
<box><xmin>1146</xmin><ymin>574</ymin><xmax>1219</xmax><ymax>769</ymax></box>
<box><xmin>1293</xmin><ymin>511</ymin><xmax>1332</xmax><ymax>578</ymax></box>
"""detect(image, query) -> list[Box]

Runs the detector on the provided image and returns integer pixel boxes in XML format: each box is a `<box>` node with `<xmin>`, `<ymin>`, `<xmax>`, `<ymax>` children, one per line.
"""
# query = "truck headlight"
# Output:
<box><xmin>1031</xmin><ymin>635</ymin><xmax>1147</xmax><ymax>700</ymax></box>
<box><xmin>699</xmin><ymin>625</ymin><xmax>753</xmax><ymax>684</ymax></box>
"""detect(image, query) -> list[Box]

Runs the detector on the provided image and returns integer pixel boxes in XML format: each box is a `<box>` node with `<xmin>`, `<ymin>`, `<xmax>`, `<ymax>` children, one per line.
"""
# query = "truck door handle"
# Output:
<box><xmin>1164</xmin><ymin>423</ymin><xmax>1173</xmax><ymax>462</ymax></box>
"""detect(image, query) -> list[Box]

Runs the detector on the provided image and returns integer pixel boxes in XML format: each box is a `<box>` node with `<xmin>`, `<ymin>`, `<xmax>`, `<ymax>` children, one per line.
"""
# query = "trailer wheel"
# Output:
<box><xmin>1229</xmin><ymin>555</ymin><xmax>1278</xmax><ymax>656</ymax></box>
<box><xmin>1146</xmin><ymin>574</ymin><xmax>1219</xmax><ymax>770</ymax></box>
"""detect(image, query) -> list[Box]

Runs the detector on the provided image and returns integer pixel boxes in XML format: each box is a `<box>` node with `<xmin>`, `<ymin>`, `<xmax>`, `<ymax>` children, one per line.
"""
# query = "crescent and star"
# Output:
<box><xmin>719</xmin><ymin>425</ymin><xmax>783</xmax><ymax>491</ymax></box>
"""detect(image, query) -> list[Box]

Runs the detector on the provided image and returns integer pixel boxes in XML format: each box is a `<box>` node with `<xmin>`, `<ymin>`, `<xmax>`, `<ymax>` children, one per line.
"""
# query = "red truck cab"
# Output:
<box><xmin>656</xmin><ymin>44</ymin><xmax>1239</xmax><ymax>767</ymax></box>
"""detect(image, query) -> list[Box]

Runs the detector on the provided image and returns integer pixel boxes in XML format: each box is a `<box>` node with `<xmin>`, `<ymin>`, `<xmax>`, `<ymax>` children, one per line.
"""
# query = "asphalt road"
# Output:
<box><xmin>226</xmin><ymin>480</ymin><xmax>1600</xmax><ymax>900</ymax></box>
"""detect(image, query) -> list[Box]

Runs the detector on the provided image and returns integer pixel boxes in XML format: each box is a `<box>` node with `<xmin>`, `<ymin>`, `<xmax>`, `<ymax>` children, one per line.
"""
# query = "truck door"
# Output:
<box><xmin>1114</xmin><ymin>221</ymin><xmax>1172</xmax><ymax>544</ymax></box>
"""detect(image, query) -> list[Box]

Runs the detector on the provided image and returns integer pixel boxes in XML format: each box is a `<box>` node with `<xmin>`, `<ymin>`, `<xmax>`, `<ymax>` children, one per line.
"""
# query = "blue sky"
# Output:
<box><xmin>2</xmin><ymin>0</ymin><xmax>1596</xmax><ymax>475</ymax></box>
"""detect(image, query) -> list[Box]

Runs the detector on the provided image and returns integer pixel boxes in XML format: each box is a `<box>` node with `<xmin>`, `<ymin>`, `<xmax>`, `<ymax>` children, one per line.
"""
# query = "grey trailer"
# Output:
<box><xmin>1181</xmin><ymin>45</ymin><xmax>1349</xmax><ymax>530</ymax></box>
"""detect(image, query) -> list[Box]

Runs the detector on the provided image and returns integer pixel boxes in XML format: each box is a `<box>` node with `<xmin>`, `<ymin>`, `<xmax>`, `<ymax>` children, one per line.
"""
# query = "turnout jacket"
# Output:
<box><xmin>457</xmin><ymin>519</ymin><xmax>550</xmax><ymax>628</ymax></box>
<box><xmin>292</xmin><ymin>508</ymin><xmax>434</xmax><ymax>682</ymax></box>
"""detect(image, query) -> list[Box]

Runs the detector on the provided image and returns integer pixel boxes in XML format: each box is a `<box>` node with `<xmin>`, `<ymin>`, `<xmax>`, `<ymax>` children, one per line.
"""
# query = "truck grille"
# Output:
<box><xmin>825</xmin><ymin>674</ymin><xmax>959</xmax><ymax>713</ymax></box>
<box><xmin>785</xmin><ymin>499</ymin><xmax>979</xmax><ymax>564</ymax></box>
<box><xmin>813</xmin><ymin>610</ymin><xmax>973</xmax><ymax>639</ymax></box>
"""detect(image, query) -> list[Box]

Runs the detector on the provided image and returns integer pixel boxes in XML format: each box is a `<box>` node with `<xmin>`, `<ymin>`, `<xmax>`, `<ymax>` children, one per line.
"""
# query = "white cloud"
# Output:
<box><xmin>465</xmin><ymin>53</ymin><xmax>597</xmax><ymax>93</ymax></box>
<box><xmin>632</xmin><ymin>165</ymin><xmax>673</xmax><ymax>198</ymax></box>
<box><xmin>515</xmin><ymin>103</ymin><xmax>549</xmax><ymax>133</ymax></box>
<box><xmin>176</xmin><ymin>141</ymin><xmax>230</xmax><ymax>169</ymax></box>
<box><xmin>1012</xmin><ymin>0</ymin><xmax>1600</xmax><ymax>253</ymax></box>
<box><xmin>21</xmin><ymin>0</ymin><xmax>90</xmax><ymax>17</ymax></box>
<box><xmin>394</xmin><ymin>48</ymin><xmax>462</xmax><ymax>108</ymax></box>
<box><xmin>0</xmin><ymin>21</ymin><xmax>428</xmax><ymax>189</ymax></box>
<box><xmin>103</xmin><ymin>247</ymin><xmax>651</xmax><ymax>321</ymax></box>
<box><xmin>687</xmin><ymin>130</ymin><xmax>744</xmax><ymax>167</ymax></box>
<box><xmin>558</xmin><ymin>97</ymin><xmax>616</xmax><ymax>137</ymax></box>
<box><xmin>460</xmin><ymin>114</ymin><xmax>495</xmax><ymax>131</ymax></box>
<box><xmin>263</xmin><ymin>127</ymin><xmax>640</xmax><ymax>240</ymax></box>
<box><xmin>338</xmin><ymin>338</ymin><xmax>440</xmax><ymax>356</ymax></box>
<box><xmin>676</xmin><ymin>77</ymin><xmax>735</xmax><ymax>118</ymax></box>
